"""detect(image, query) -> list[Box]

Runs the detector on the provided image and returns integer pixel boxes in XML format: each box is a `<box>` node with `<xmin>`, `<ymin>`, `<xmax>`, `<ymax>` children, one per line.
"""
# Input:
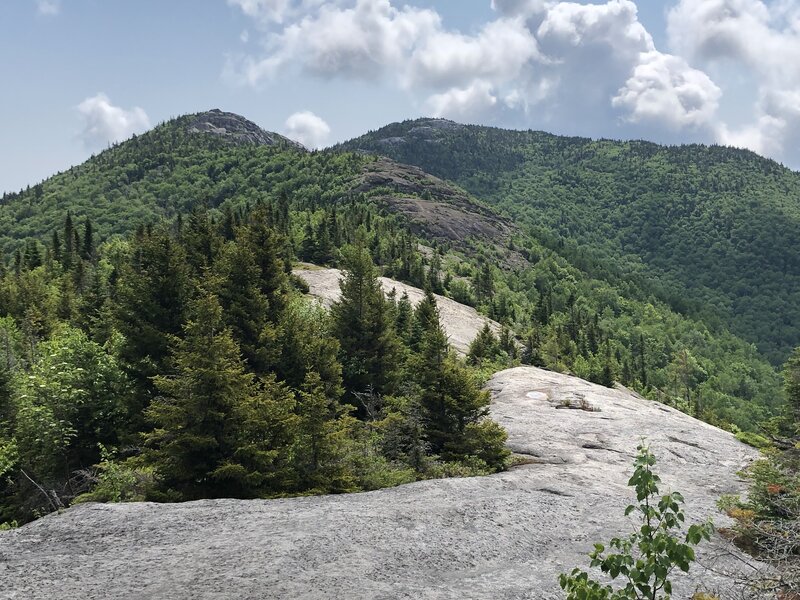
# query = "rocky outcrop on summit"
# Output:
<box><xmin>0</xmin><ymin>367</ymin><xmax>761</xmax><ymax>600</ymax></box>
<box><xmin>356</xmin><ymin>158</ymin><xmax>527</xmax><ymax>266</ymax></box>
<box><xmin>185</xmin><ymin>109</ymin><xmax>304</xmax><ymax>148</ymax></box>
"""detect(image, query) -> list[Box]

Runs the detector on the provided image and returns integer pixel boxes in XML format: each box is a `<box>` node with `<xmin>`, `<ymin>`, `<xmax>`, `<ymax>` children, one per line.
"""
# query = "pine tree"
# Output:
<box><xmin>413</xmin><ymin>297</ymin><xmax>508</xmax><ymax>468</ymax></box>
<box><xmin>115</xmin><ymin>227</ymin><xmax>192</xmax><ymax>420</ymax></box>
<box><xmin>51</xmin><ymin>230</ymin><xmax>61</xmax><ymax>264</ymax></box>
<box><xmin>467</xmin><ymin>323</ymin><xmax>500</xmax><ymax>365</ymax></box>
<box><xmin>783</xmin><ymin>346</ymin><xmax>800</xmax><ymax>420</ymax></box>
<box><xmin>394</xmin><ymin>291</ymin><xmax>414</xmax><ymax>342</ymax></box>
<box><xmin>410</xmin><ymin>289</ymin><xmax>439</xmax><ymax>351</ymax></box>
<box><xmin>182</xmin><ymin>210</ymin><xmax>220</xmax><ymax>275</ymax></box>
<box><xmin>294</xmin><ymin>371</ymin><xmax>358</xmax><ymax>493</ymax></box>
<box><xmin>63</xmin><ymin>213</ymin><xmax>74</xmax><ymax>271</ymax></box>
<box><xmin>215</xmin><ymin>375</ymin><xmax>298</xmax><ymax>497</ymax></box>
<box><xmin>300</xmin><ymin>216</ymin><xmax>317</xmax><ymax>262</ymax></box>
<box><xmin>213</xmin><ymin>241</ymin><xmax>274</xmax><ymax>373</ymax></box>
<box><xmin>313</xmin><ymin>217</ymin><xmax>335</xmax><ymax>265</ymax></box>
<box><xmin>145</xmin><ymin>294</ymin><xmax>255</xmax><ymax>500</ymax></box>
<box><xmin>81</xmin><ymin>219</ymin><xmax>94</xmax><ymax>261</ymax></box>
<box><xmin>241</xmin><ymin>207</ymin><xmax>289</xmax><ymax>322</ymax></box>
<box><xmin>331</xmin><ymin>243</ymin><xmax>402</xmax><ymax>404</ymax></box>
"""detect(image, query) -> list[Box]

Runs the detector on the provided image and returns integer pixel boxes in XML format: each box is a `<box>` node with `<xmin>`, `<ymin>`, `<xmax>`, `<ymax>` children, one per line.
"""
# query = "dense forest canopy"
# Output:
<box><xmin>0</xmin><ymin>111</ymin><xmax>792</xmax><ymax>524</ymax></box>
<box><xmin>339</xmin><ymin>119</ymin><xmax>800</xmax><ymax>366</ymax></box>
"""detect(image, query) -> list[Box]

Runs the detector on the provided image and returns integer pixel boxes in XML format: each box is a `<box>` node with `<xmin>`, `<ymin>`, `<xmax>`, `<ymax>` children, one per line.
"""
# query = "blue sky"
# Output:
<box><xmin>2</xmin><ymin>0</ymin><xmax>799</xmax><ymax>193</ymax></box>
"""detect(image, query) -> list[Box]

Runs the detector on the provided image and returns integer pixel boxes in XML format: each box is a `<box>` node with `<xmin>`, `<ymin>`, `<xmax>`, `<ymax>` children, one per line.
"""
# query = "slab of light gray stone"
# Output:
<box><xmin>294</xmin><ymin>266</ymin><xmax>502</xmax><ymax>355</ymax></box>
<box><xmin>0</xmin><ymin>367</ymin><xmax>761</xmax><ymax>599</ymax></box>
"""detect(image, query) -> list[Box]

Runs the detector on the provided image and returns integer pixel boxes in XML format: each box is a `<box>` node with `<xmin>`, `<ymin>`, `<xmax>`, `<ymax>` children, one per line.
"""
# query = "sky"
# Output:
<box><xmin>2</xmin><ymin>0</ymin><xmax>799</xmax><ymax>193</ymax></box>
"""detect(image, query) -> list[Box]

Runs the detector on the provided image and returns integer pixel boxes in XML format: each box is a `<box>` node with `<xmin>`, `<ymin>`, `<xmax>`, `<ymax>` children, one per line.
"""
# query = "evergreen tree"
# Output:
<box><xmin>410</xmin><ymin>289</ymin><xmax>440</xmax><ymax>351</ymax></box>
<box><xmin>783</xmin><ymin>346</ymin><xmax>800</xmax><ymax>420</ymax></box>
<box><xmin>215</xmin><ymin>375</ymin><xmax>298</xmax><ymax>497</ymax></box>
<box><xmin>145</xmin><ymin>294</ymin><xmax>255</xmax><ymax>500</ymax></box>
<box><xmin>115</xmin><ymin>227</ymin><xmax>192</xmax><ymax>420</ymax></box>
<box><xmin>467</xmin><ymin>323</ymin><xmax>500</xmax><ymax>366</ymax></box>
<box><xmin>413</xmin><ymin>297</ymin><xmax>508</xmax><ymax>467</ymax></box>
<box><xmin>394</xmin><ymin>291</ymin><xmax>414</xmax><ymax>343</ymax></box>
<box><xmin>331</xmin><ymin>243</ymin><xmax>402</xmax><ymax>404</ymax></box>
<box><xmin>294</xmin><ymin>371</ymin><xmax>358</xmax><ymax>493</ymax></box>
<box><xmin>81</xmin><ymin>219</ymin><xmax>94</xmax><ymax>261</ymax></box>
<box><xmin>241</xmin><ymin>207</ymin><xmax>289</xmax><ymax>321</ymax></box>
<box><xmin>213</xmin><ymin>241</ymin><xmax>274</xmax><ymax>373</ymax></box>
<box><xmin>63</xmin><ymin>213</ymin><xmax>74</xmax><ymax>271</ymax></box>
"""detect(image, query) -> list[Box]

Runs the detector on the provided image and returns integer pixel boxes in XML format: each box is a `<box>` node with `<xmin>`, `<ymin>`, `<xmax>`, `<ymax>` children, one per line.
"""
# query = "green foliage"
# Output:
<box><xmin>331</xmin><ymin>242</ymin><xmax>402</xmax><ymax>402</ymax></box>
<box><xmin>73</xmin><ymin>445</ymin><xmax>156</xmax><ymax>504</ymax></box>
<box><xmin>559</xmin><ymin>444</ymin><xmax>714</xmax><ymax>599</ymax></box>
<box><xmin>145</xmin><ymin>294</ymin><xmax>264</xmax><ymax>499</ymax></box>
<box><xmin>0</xmin><ymin>112</ymin><xmax>788</xmax><ymax>433</ymax></box>
<box><xmin>343</xmin><ymin>120</ymin><xmax>800</xmax><ymax>366</ymax></box>
<box><xmin>1</xmin><ymin>111</ymin><xmax>795</xmax><ymax>521</ymax></box>
<box><xmin>734</xmin><ymin>431</ymin><xmax>772</xmax><ymax>449</ymax></box>
<box><xmin>13</xmin><ymin>327</ymin><xmax>128</xmax><ymax>483</ymax></box>
<box><xmin>783</xmin><ymin>346</ymin><xmax>800</xmax><ymax>419</ymax></box>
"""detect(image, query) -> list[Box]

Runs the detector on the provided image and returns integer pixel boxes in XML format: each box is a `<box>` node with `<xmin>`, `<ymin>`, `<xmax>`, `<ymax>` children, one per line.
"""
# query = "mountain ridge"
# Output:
<box><xmin>339</xmin><ymin>118</ymin><xmax>800</xmax><ymax>364</ymax></box>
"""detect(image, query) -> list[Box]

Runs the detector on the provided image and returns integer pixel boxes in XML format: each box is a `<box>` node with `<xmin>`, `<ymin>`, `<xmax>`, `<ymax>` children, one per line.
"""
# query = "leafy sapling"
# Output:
<box><xmin>559</xmin><ymin>443</ymin><xmax>714</xmax><ymax>600</ymax></box>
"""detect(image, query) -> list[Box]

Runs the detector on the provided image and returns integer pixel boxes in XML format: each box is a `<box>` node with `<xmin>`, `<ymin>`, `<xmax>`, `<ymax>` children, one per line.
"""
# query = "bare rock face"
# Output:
<box><xmin>293</xmin><ymin>266</ymin><xmax>502</xmax><ymax>355</ymax></box>
<box><xmin>0</xmin><ymin>367</ymin><xmax>760</xmax><ymax>600</ymax></box>
<box><xmin>185</xmin><ymin>109</ymin><xmax>304</xmax><ymax>149</ymax></box>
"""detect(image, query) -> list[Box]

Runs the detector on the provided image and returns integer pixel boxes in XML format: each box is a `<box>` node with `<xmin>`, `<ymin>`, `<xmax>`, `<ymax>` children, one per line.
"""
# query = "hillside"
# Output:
<box><xmin>0</xmin><ymin>110</ymin><xmax>787</xmax><ymax>438</ymax></box>
<box><xmin>0</xmin><ymin>367</ymin><xmax>760</xmax><ymax>599</ymax></box>
<box><xmin>339</xmin><ymin>119</ymin><xmax>800</xmax><ymax>365</ymax></box>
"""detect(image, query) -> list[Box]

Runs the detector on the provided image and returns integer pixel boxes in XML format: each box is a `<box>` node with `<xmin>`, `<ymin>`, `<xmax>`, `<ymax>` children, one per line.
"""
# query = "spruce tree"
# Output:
<box><xmin>410</xmin><ymin>289</ymin><xmax>439</xmax><ymax>351</ymax></box>
<box><xmin>783</xmin><ymin>346</ymin><xmax>800</xmax><ymax>420</ymax></box>
<box><xmin>81</xmin><ymin>219</ymin><xmax>94</xmax><ymax>261</ymax></box>
<box><xmin>115</xmin><ymin>227</ymin><xmax>192</xmax><ymax>420</ymax></box>
<box><xmin>467</xmin><ymin>323</ymin><xmax>500</xmax><ymax>365</ymax></box>
<box><xmin>413</xmin><ymin>295</ymin><xmax>508</xmax><ymax>468</ymax></box>
<box><xmin>331</xmin><ymin>243</ymin><xmax>401</xmax><ymax>404</ymax></box>
<box><xmin>215</xmin><ymin>374</ymin><xmax>298</xmax><ymax>497</ymax></box>
<box><xmin>63</xmin><ymin>213</ymin><xmax>74</xmax><ymax>271</ymax></box>
<box><xmin>241</xmin><ymin>207</ymin><xmax>289</xmax><ymax>321</ymax></box>
<box><xmin>295</xmin><ymin>371</ymin><xmax>357</xmax><ymax>493</ymax></box>
<box><xmin>213</xmin><ymin>241</ymin><xmax>274</xmax><ymax>373</ymax></box>
<box><xmin>145</xmin><ymin>294</ymin><xmax>255</xmax><ymax>500</ymax></box>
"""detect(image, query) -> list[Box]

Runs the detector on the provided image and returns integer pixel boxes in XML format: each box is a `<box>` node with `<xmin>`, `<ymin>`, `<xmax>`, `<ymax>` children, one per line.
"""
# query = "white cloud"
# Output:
<box><xmin>228</xmin><ymin>0</ymin><xmax>441</xmax><ymax>85</ymax></box>
<box><xmin>77</xmin><ymin>94</ymin><xmax>151</xmax><ymax>150</ymax></box>
<box><xmin>667</xmin><ymin>0</ymin><xmax>800</xmax><ymax>162</ymax></box>
<box><xmin>227</xmin><ymin>0</ymin><xmax>292</xmax><ymax>24</ymax></box>
<box><xmin>36</xmin><ymin>0</ymin><xmax>60</xmax><ymax>16</ymax></box>
<box><xmin>284</xmin><ymin>110</ymin><xmax>331</xmax><ymax>148</ymax></box>
<box><xmin>427</xmin><ymin>80</ymin><xmax>498</xmax><ymax>120</ymax></box>
<box><xmin>613</xmin><ymin>51</ymin><xmax>722</xmax><ymax>129</ymax></box>
<box><xmin>406</xmin><ymin>18</ymin><xmax>540</xmax><ymax>90</ymax></box>
<box><xmin>233</xmin><ymin>0</ymin><xmax>800</xmax><ymax>158</ymax></box>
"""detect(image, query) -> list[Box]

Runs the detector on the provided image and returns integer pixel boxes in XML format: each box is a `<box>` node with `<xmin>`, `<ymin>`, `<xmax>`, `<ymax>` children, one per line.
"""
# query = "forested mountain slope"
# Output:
<box><xmin>0</xmin><ymin>107</ymin><xmax>787</xmax><ymax>498</ymax></box>
<box><xmin>339</xmin><ymin>119</ymin><xmax>800</xmax><ymax>365</ymax></box>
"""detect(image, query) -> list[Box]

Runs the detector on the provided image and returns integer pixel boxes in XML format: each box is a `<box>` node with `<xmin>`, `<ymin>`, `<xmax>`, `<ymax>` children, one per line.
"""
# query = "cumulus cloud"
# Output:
<box><xmin>668</xmin><ymin>0</ymin><xmax>800</xmax><ymax>162</ymax></box>
<box><xmin>77</xmin><ymin>94</ymin><xmax>151</xmax><ymax>150</ymax></box>
<box><xmin>219</xmin><ymin>1</ymin><xmax>794</xmax><ymax>158</ymax></box>
<box><xmin>427</xmin><ymin>81</ymin><xmax>498</xmax><ymax>120</ymax></box>
<box><xmin>406</xmin><ymin>18</ymin><xmax>540</xmax><ymax>90</ymax></box>
<box><xmin>613</xmin><ymin>52</ymin><xmax>722</xmax><ymax>129</ymax></box>
<box><xmin>228</xmin><ymin>0</ymin><xmax>441</xmax><ymax>85</ymax></box>
<box><xmin>284</xmin><ymin>110</ymin><xmax>331</xmax><ymax>148</ymax></box>
<box><xmin>36</xmin><ymin>0</ymin><xmax>60</xmax><ymax>16</ymax></box>
<box><xmin>227</xmin><ymin>0</ymin><xmax>292</xmax><ymax>24</ymax></box>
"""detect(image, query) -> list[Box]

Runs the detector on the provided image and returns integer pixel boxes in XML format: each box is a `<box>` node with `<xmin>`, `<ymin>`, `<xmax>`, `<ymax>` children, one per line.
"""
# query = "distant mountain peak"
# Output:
<box><xmin>185</xmin><ymin>109</ymin><xmax>304</xmax><ymax>149</ymax></box>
